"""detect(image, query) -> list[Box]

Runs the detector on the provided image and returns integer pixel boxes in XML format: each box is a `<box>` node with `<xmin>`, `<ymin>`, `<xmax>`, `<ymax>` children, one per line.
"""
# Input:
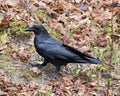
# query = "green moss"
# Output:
<box><xmin>35</xmin><ymin>10</ymin><xmax>48</xmax><ymax>23</ymax></box>
<box><xmin>11</xmin><ymin>20</ymin><xmax>27</xmax><ymax>34</ymax></box>
<box><xmin>50</xmin><ymin>28</ymin><xmax>62</xmax><ymax>40</ymax></box>
<box><xmin>0</xmin><ymin>33</ymin><xmax>8</xmax><ymax>45</ymax></box>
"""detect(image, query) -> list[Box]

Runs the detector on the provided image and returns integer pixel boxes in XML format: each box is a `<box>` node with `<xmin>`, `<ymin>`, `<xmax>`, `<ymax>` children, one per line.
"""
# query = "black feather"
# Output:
<box><xmin>25</xmin><ymin>24</ymin><xmax>103</xmax><ymax>72</ymax></box>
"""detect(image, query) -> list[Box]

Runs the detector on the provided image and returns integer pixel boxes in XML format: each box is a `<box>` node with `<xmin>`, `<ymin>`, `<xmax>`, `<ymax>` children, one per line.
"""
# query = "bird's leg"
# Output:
<box><xmin>29</xmin><ymin>59</ymin><xmax>49</xmax><ymax>68</ymax></box>
<box><xmin>40</xmin><ymin>60</ymin><xmax>49</xmax><ymax>66</ymax></box>
<box><xmin>55</xmin><ymin>65</ymin><xmax>61</xmax><ymax>75</ymax></box>
<box><xmin>48</xmin><ymin>65</ymin><xmax>61</xmax><ymax>79</ymax></box>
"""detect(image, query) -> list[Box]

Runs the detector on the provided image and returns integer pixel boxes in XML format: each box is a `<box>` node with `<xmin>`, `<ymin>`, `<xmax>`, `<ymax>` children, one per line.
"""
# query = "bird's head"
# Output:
<box><xmin>25</xmin><ymin>24</ymin><xmax>49</xmax><ymax>35</ymax></box>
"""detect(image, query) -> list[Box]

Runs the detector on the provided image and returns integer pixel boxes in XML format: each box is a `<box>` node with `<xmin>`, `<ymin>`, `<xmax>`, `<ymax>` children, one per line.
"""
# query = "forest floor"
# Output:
<box><xmin>0</xmin><ymin>0</ymin><xmax>120</xmax><ymax>95</ymax></box>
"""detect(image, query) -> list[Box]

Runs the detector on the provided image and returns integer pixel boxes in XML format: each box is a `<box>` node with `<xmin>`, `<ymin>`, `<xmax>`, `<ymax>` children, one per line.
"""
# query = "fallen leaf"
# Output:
<box><xmin>17</xmin><ymin>92</ymin><xmax>27</xmax><ymax>96</ymax></box>
<box><xmin>33</xmin><ymin>91</ymin><xmax>39</xmax><ymax>96</ymax></box>
<box><xmin>30</xmin><ymin>67</ymin><xmax>41</xmax><ymax>75</ymax></box>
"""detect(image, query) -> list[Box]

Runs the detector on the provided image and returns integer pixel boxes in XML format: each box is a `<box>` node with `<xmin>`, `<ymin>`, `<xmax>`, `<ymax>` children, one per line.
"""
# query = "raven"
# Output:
<box><xmin>25</xmin><ymin>24</ymin><xmax>103</xmax><ymax>72</ymax></box>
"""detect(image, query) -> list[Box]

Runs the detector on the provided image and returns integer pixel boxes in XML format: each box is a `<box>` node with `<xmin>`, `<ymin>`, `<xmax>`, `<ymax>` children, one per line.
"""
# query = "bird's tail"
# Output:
<box><xmin>74</xmin><ymin>56</ymin><xmax>103</xmax><ymax>64</ymax></box>
<box><xmin>68</xmin><ymin>54</ymin><xmax>103</xmax><ymax>64</ymax></box>
<box><xmin>63</xmin><ymin>44</ymin><xmax>103</xmax><ymax>64</ymax></box>
<box><xmin>83</xmin><ymin>56</ymin><xmax>103</xmax><ymax>64</ymax></box>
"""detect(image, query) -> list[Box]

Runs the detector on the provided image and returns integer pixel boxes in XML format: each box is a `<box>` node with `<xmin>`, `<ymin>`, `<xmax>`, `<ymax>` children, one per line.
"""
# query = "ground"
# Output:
<box><xmin>0</xmin><ymin>0</ymin><xmax>120</xmax><ymax>95</ymax></box>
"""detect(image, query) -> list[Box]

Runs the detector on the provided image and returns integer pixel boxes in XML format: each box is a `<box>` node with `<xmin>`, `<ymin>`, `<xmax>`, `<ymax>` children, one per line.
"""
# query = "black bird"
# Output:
<box><xmin>25</xmin><ymin>24</ymin><xmax>103</xmax><ymax>72</ymax></box>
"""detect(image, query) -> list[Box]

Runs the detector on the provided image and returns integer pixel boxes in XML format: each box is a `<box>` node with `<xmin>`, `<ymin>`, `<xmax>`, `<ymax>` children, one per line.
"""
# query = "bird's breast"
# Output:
<box><xmin>34</xmin><ymin>39</ymin><xmax>44</xmax><ymax>55</ymax></box>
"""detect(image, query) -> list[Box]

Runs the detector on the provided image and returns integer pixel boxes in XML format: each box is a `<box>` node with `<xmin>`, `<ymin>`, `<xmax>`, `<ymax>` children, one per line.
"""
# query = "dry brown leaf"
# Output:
<box><xmin>41</xmin><ymin>0</ymin><xmax>54</xmax><ymax>4</ymax></box>
<box><xmin>73</xmin><ymin>34</ymin><xmax>83</xmax><ymax>40</ymax></box>
<box><xmin>94</xmin><ymin>10</ymin><xmax>111</xmax><ymax>21</ymax></box>
<box><xmin>0</xmin><ymin>94</ymin><xmax>8</xmax><ymax>96</ymax></box>
<box><xmin>34</xmin><ymin>3</ymin><xmax>39</xmax><ymax>7</ymax></box>
<box><xmin>89</xmin><ymin>80</ymin><xmax>97</xmax><ymax>87</ymax></box>
<box><xmin>0</xmin><ymin>45</ymin><xmax>7</xmax><ymax>51</ymax></box>
<box><xmin>17</xmin><ymin>47</ymin><xmax>29</xmax><ymax>62</ymax></box>
<box><xmin>1</xmin><ymin>0</ymin><xmax>19</xmax><ymax>7</ymax></box>
<box><xmin>29</xmin><ymin>82</ymin><xmax>39</xmax><ymax>90</ymax></box>
<box><xmin>0</xmin><ymin>19</ymin><xmax>10</xmax><ymax>27</ymax></box>
<box><xmin>30</xmin><ymin>67</ymin><xmax>41</xmax><ymax>75</ymax></box>
<box><xmin>33</xmin><ymin>91</ymin><xmax>39</xmax><ymax>96</ymax></box>
<box><xmin>11</xmin><ymin>53</ymin><xmax>17</xmax><ymax>59</ymax></box>
<box><xmin>17</xmin><ymin>92</ymin><xmax>27</xmax><ymax>96</ymax></box>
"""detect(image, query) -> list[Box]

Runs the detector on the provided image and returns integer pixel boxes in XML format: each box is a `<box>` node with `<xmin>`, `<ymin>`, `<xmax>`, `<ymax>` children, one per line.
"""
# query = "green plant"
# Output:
<box><xmin>0</xmin><ymin>33</ymin><xmax>8</xmax><ymax>45</ymax></box>
<box><xmin>11</xmin><ymin>20</ymin><xmax>27</xmax><ymax>34</ymax></box>
<box><xmin>50</xmin><ymin>28</ymin><xmax>62</xmax><ymax>40</ymax></box>
<box><xmin>46</xmin><ymin>86</ymin><xmax>53</xmax><ymax>96</ymax></box>
<box><xmin>35</xmin><ymin>10</ymin><xmax>48</xmax><ymax>23</ymax></box>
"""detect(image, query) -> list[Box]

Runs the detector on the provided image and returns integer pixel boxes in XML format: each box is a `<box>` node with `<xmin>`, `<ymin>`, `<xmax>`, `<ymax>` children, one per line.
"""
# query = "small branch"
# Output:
<box><xmin>107</xmin><ymin>0</ymin><xmax>114</xmax><ymax>95</ymax></box>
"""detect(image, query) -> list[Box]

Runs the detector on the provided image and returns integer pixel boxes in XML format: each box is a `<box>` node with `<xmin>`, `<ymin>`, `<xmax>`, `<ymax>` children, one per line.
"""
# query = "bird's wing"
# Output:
<box><xmin>37</xmin><ymin>38</ymin><xmax>103</xmax><ymax>64</ymax></box>
<box><xmin>38</xmin><ymin>40</ymin><xmax>79</xmax><ymax>61</ymax></box>
<box><xmin>63</xmin><ymin>44</ymin><xmax>103</xmax><ymax>64</ymax></box>
<box><xmin>63</xmin><ymin>44</ymin><xmax>88</xmax><ymax>58</ymax></box>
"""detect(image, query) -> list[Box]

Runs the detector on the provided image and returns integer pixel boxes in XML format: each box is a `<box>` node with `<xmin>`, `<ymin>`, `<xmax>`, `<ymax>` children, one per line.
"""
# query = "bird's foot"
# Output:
<box><xmin>48</xmin><ymin>72</ymin><xmax>60</xmax><ymax>79</ymax></box>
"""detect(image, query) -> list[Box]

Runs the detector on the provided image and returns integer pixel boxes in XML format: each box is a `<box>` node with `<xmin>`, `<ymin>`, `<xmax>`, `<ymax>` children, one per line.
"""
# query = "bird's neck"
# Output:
<box><xmin>34</xmin><ymin>33</ymin><xmax>51</xmax><ymax>43</ymax></box>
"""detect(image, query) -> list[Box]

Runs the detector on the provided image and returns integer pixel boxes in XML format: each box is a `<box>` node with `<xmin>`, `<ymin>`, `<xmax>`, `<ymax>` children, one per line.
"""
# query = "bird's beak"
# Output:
<box><xmin>24</xmin><ymin>27</ymin><xmax>34</xmax><ymax>31</ymax></box>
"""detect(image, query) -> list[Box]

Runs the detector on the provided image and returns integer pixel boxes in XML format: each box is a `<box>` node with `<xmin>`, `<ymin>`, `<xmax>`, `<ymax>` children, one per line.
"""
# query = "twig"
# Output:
<box><xmin>107</xmin><ymin>0</ymin><xmax>114</xmax><ymax>95</ymax></box>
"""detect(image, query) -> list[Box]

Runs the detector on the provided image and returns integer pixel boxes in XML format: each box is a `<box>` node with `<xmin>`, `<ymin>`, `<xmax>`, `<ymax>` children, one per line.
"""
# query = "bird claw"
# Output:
<box><xmin>48</xmin><ymin>72</ymin><xmax>60</xmax><ymax>79</ymax></box>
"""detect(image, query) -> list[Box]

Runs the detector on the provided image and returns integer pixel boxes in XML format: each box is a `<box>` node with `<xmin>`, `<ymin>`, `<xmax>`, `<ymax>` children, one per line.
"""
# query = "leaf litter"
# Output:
<box><xmin>0</xmin><ymin>0</ymin><xmax>120</xmax><ymax>95</ymax></box>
